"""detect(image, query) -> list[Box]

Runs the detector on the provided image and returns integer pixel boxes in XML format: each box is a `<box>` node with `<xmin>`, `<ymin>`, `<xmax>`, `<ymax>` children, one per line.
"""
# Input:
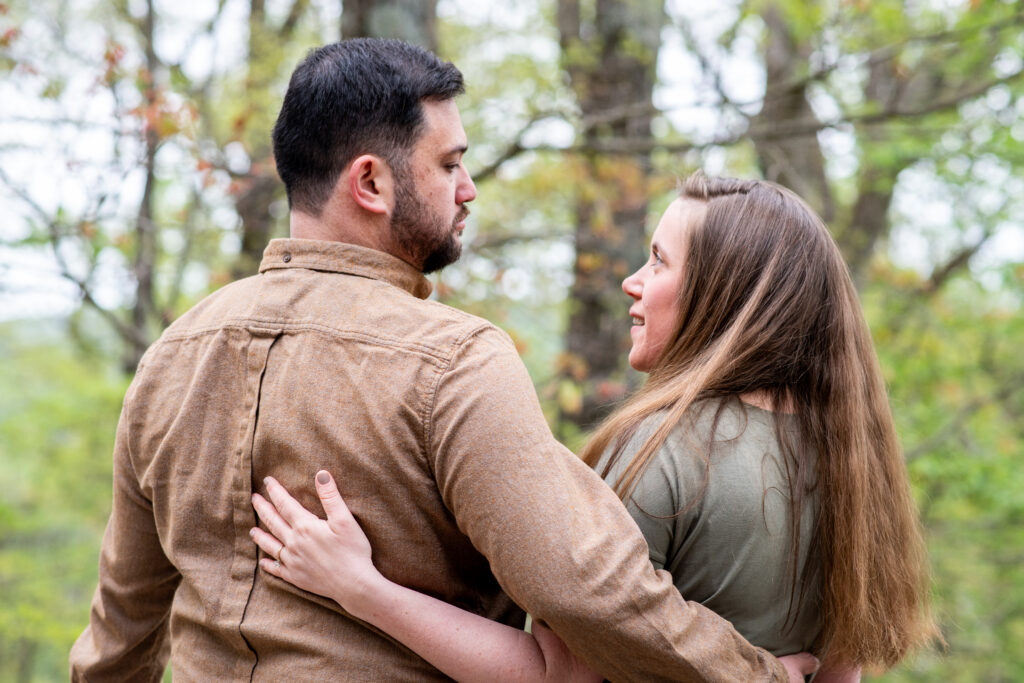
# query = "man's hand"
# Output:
<box><xmin>778</xmin><ymin>652</ymin><xmax>820</xmax><ymax>682</ymax></box>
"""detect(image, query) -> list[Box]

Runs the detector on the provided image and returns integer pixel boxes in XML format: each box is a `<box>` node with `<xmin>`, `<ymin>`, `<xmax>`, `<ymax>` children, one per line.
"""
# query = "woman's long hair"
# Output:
<box><xmin>580</xmin><ymin>173</ymin><xmax>938</xmax><ymax>668</ymax></box>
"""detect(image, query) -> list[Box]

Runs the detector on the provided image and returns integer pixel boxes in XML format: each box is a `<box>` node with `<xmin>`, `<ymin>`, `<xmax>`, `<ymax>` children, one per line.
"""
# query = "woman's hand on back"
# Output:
<box><xmin>250</xmin><ymin>471</ymin><xmax>383</xmax><ymax>617</ymax></box>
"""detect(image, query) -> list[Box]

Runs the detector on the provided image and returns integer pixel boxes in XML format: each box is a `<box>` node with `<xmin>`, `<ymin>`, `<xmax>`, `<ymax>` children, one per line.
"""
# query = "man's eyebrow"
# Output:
<box><xmin>444</xmin><ymin>144</ymin><xmax>469</xmax><ymax>156</ymax></box>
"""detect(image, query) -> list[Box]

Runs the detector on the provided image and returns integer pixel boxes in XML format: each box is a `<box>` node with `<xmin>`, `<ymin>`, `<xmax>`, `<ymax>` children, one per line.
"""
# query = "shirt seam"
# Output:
<box><xmin>158</xmin><ymin>320</ymin><xmax>454</xmax><ymax>364</ymax></box>
<box><xmin>121</xmin><ymin>374</ymin><xmax>143</xmax><ymax>495</ymax></box>
<box><xmin>261</xmin><ymin>261</ymin><xmax>424</xmax><ymax>293</ymax></box>
<box><xmin>421</xmin><ymin>322</ymin><xmax>495</xmax><ymax>480</ymax></box>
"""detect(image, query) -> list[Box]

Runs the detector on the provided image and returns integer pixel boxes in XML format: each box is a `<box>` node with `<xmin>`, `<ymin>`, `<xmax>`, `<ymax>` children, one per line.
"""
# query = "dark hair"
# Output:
<box><xmin>582</xmin><ymin>173</ymin><xmax>937</xmax><ymax>668</ymax></box>
<box><xmin>271</xmin><ymin>38</ymin><xmax>464</xmax><ymax>215</ymax></box>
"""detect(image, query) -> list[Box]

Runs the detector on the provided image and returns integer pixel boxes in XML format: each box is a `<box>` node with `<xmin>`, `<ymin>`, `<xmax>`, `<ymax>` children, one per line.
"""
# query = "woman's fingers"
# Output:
<box><xmin>252</xmin><ymin>492</ymin><xmax>292</xmax><ymax>545</ymax></box>
<box><xmin>250</xmin><ymin>525</ymin><xmax>285</xmax><ymax>561</ymax></box>
<box><xmin>315</xmin><ymin>470</ymin><xmax>352</xmax><ymax>526</ymax></box>
<box><xmin>778</xmin><ymin>652</ymin><xmax>820</xmax><ymax>683</ymax></box>
<box><xmin>259</xmin><ymin>556</ymin><xmax>286</xmax><ymax>579</ymax></box>
<box><xmin>314</xmin><ymin>471</ymin><xmax>373</xmax><ymax>557</ymax></box>
<box><xmin>264</xmin><ymin>476</ymin><xmax>314</xmax><ymax>526</ymax></box>
<box><xmin>246</xmin><ymin>471</ymin><xmax>385</xmax><ymax>610</ymax></box>
<box><xmin>250</xmin><ymin>523</ymin><xmax>292</xmax><ymax>584</ymax></box>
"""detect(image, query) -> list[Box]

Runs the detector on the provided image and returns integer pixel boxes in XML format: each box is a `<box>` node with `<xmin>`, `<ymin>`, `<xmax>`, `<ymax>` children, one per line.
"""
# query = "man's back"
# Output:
<box><xmin>72</xmin><ymin>239</ymin><xmax>523</xmax><ymax>680</ymax></box>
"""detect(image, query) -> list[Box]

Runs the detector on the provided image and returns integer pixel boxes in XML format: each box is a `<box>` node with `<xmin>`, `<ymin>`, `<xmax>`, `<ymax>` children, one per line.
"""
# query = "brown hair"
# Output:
<box><xmin>580</xmin><ymin>173</ymin><xmax>938</xmax><ymax>668</ymax></box>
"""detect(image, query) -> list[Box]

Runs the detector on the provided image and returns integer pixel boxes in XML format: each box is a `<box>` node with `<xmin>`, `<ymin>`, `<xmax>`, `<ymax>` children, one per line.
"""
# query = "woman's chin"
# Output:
<box><xmin>627</xmin><ymin>352</ymin><xmax>650</xmax><ymax>374</ymax></box>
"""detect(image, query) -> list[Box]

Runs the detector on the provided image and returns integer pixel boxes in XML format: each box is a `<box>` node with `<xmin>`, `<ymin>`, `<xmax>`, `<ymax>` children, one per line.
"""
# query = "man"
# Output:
<box><xmin>71</xmin><ymin>39</ymin><xmax>813</xmax><ymax>681</ymax></box>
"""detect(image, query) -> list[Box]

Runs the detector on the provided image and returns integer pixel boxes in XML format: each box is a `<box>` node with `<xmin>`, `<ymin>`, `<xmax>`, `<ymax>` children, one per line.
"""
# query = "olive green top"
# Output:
<box><xmin>596</xmin><ymin>398</ymin><xmax>822</xmax><ymax>656</ymax></box>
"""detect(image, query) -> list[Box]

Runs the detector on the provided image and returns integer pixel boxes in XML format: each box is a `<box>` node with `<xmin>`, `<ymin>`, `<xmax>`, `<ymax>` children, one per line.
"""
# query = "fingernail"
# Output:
<box><xmin>263</xmin><ymin>477</ymin><xmax>271</xmax><ymax>486</ymax></box>
<box><xmin>316</xmin><ymin>471</ymin><xmax>330</xmax><ymax>485</ymax></box>
<box><xmin>249</xmin><ymin>528</ymin><xmax>256</xmax><ymax>537</ymax></box>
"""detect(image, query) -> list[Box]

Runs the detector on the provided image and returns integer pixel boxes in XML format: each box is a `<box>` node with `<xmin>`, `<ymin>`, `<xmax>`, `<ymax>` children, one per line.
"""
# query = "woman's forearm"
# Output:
<box><xmin>251</xmin><ymin>473</ymin><xmax>599</xmax><ymax>683</ymax></box>
<box><xmin>344</xmin><ymin>572</ymin><xmax>600</xmax><ymax>683</ymax></box>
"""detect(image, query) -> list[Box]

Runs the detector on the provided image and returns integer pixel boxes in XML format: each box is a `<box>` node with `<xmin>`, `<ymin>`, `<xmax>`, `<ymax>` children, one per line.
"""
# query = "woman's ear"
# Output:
<box><xmin>347</xmin><ymin>154</ymin><xmax>392</xmax><ymax>216</ymax></box>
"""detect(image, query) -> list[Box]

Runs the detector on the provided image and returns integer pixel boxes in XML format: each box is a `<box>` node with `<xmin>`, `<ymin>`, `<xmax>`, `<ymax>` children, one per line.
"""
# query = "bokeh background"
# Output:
<box><xmin>2</xmin><ymin>0</ymin><xmax>1023</xmax><ymax>679</ymax></box>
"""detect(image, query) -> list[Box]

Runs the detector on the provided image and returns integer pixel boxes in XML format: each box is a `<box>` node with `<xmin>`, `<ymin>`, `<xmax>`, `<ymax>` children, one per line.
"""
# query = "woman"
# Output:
<box><xmin>251</xmin><ymin>173</ymin><xmax>937</xmax><ymax>681</ymax></box>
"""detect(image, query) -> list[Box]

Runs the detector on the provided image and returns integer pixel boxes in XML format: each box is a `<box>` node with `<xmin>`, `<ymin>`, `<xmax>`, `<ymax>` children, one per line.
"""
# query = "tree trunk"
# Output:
<box><xmin>232</xmin><ymin>175</ymin><xmax>282</xmax><ymax>280</ymax></box>
<box><xmin>750</xmin><ymin>2</ymin><xmax>956</xmax><ymax>287</ymax></box>
<box><xmin>839</xmin><ymin>57</ymin><xmax>930</xmax><ymax>285</ymax></box>
<box><xmin>342</xmin><ymin>0</ymin><xmax>438</xmax><ymax>52</ymax></box>
<box><xmin>125</xmin><ymin>0</ymin><xmax>160</xmax><ymax>373</ymax></box>
<box><xmin>15</xmin><ymin>638</ymin><xmax>37</xmax><ymax>683</ymax></box>
<box><xmin>557</xmin><ymin>0</ymin><xmax>665</xmax><ymax>431</ymax></box>
<box><xmin>751</xmin><ymin>4</ymin><xmax>834</xmax><ymax>225</ymax></box>
<box><xmin>228</xmin><ymin>0</ymin><xmax>306</xmax><ymax>281</ymax></box>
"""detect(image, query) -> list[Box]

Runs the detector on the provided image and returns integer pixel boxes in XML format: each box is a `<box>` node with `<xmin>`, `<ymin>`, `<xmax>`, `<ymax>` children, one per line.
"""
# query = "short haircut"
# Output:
<box><xmin>272</xmin><ymin>38</ymin><xmax>464</xmax><ymax>215</ymax></box>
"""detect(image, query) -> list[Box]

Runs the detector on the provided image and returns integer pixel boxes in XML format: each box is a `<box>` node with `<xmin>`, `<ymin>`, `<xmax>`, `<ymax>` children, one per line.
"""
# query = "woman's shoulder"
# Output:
<box><xmin>657</xmin><ymin>396</ymin><xmax>783</xmax><ymax>447</ymax></box>
<box><xmin>601</xmin><ymin>397</ymin><xmax>799</xmax><ymax>494</ymax></box>
<box><xmin>650</xmin><ymin>397</ymin><xmax>805</xmax><ymax>486</ymax></box>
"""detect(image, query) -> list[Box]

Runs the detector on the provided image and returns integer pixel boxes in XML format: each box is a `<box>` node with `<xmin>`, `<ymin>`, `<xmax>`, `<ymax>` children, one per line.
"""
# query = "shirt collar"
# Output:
<box><xmin>259</xmin><ymin>238</ymin><xmax>433</xmax><ymax>300</ymax></box>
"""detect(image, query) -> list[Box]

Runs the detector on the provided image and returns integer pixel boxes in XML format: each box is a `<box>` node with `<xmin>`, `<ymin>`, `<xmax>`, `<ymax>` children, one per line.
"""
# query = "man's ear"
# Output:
<box><xmin>346</xmin><ymin>154</ymin><xmax>393</xmax><ymax>215</ymax></box>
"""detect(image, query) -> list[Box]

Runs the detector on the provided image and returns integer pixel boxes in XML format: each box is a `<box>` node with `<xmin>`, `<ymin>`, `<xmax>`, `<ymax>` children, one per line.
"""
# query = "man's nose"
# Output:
<box><xmin>456</xmin><ymin>164</ymin><xmax>477</xmax><ymax>204</ymax></box>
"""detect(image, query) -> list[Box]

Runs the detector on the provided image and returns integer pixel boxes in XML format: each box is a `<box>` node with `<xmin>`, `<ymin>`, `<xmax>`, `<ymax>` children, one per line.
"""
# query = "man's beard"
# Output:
<box><xmin>390</xmin><ymin>170</ymin><xmax>466</xmax><ymax>274</ymax></box>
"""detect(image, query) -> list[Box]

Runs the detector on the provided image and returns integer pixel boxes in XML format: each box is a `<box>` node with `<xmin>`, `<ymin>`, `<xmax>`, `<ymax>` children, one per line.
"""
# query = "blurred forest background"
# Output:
<box><xmin>1</xmin><ymin>0</ymin><xmax>1023</xmax><ymax>679</ymax></box>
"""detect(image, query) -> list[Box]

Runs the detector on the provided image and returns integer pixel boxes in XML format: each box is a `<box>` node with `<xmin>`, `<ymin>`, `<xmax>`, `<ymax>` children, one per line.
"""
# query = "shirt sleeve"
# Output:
<box><xmin>69</xmin><ymin>380</ymin><xmax>180</xmax><ymax>682</ymax></box>
<box><xmin>604</xmin><ymin>439</ymin><xmax>681</xmax><ymax>572</ymax></box>
<box><xmin>599</xmin><ymin>419</ymin><xmax>707</xmax><ymax>573</ymax></box>
<box><xmin>427</xmin><ymin>325</ymin><xmax>786</xmax><ymax>683</ymax></box>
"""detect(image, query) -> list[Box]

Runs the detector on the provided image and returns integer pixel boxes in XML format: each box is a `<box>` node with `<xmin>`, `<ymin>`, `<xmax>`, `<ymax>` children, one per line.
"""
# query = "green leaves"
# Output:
<box><xmin>864</xmin><ymin>259</ymin><xmax>1024</xmax><ymax>680</ymax></box>
<box><xmin>0</xmin><ymin>322</ymin><xmax>128</xmax><ymax>679</ymax></box>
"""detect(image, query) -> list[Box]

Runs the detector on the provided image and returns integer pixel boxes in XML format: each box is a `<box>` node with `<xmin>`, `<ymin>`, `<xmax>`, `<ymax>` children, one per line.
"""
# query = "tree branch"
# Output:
<box><xmin>468</xmin><ymin>231</ymin><xmax>569</xmax><ymax>251</ymax></box>
<box><xmin>163</xmin><ymin>186</ymin><xmax>204</xmax><ymax>325</ymax></box>
<box><xmin>280</xmin><ymin>0</ymin><xmax>310</xmax><ymax>37</ymax></box>
<box><xmin>0</xmin><ymin>159</ymin><xmax>148</xmax><ymax>349</ymax></box>
<box><xmin>470</xmin><ymin>111</ymin><xmax>571</xmax><ymax>183</ymax></box>
<box><xmin>173</xmin><ymin>0</ymin><xmax>231</xmax><ymax>69</ymax></box>
<box><xmin>753</xmin><ymin>7</ymin><xmax>1024</xmax><ymax>108</ymax></box>
<box><xmin>668</xmin><ymin>13</ymin><xmax>739</xmax><ymax>113</ymax></box>
<box><xmin>555</xmin><ymin>67</ymin><xmax>1024</xmax><ymax>156</ymax></box>
<box><xmin>905</xmin><ymin>371</ymin><xmax>1024</xmax><ymax>463</ymax></box>
<box><xmin>918</xmin><ymin>234</ymin><xmax>993</xmax><ymax>295</ymax></box>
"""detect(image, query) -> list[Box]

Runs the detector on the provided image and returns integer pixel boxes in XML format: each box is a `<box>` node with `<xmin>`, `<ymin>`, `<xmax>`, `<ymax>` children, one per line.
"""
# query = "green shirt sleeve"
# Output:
<box><xmin>595</xmin><ymin>415</ymin><xmax>706</xmax><ymax>572</ymax></box>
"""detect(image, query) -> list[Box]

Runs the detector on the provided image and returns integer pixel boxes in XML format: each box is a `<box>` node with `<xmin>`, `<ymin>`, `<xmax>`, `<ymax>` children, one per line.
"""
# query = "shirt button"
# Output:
<box><xmin>283</xmin><ymin>253</ymin><xmax>292</xmax><ymax>263</ymax></box>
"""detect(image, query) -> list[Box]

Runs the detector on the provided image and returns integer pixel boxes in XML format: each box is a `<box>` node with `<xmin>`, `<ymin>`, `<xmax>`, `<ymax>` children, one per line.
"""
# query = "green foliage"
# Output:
<box><xmin>863</xmin><ymin>265</ymin><xmax>1024</xmax><ymax>680</ymax></box>
<box><xmin>0</xmin><ymin>321</ymin><xmax>128</xmax><ymax>679</ymax></box>
<box><xmin>1</xmin><ymin>0</ymin><xmax>1023</xmax><ymax>680</ymax></box>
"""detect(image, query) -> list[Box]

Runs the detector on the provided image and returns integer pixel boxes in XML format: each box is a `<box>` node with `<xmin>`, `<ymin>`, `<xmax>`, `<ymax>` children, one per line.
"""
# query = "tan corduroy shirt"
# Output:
<box><xmin>70</xmin><ymin>238</ymin><xmax>787</xmax><ymax>682</ymax></box>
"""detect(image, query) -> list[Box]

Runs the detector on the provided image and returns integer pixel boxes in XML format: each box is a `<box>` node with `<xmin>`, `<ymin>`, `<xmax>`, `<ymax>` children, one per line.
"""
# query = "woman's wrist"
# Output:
<box><xmin>331</xmin><ymin>567</ymin><xmax>393</xmax><ymax>621</ymax></box>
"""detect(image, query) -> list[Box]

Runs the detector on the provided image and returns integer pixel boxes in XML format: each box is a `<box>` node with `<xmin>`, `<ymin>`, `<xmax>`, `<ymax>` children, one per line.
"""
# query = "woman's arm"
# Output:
<box><xmin>250</xmin><ymin>472</ymin><xmax>601</xmax><ymax>683</ymax></box>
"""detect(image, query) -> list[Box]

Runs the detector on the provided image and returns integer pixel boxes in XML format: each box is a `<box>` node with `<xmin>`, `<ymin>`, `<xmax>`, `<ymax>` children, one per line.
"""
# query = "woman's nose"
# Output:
<box><xmin>622</xmin><ymin>269</ymin><xmax>642</xmax><ymax>298</ymax></box>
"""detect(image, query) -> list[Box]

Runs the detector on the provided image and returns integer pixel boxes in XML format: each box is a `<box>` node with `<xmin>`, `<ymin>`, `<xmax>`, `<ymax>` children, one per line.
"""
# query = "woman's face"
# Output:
<box><xmin>622</xmin><ymin>198</ymin><xmax>702</xmax><ymax>372</ymax></box>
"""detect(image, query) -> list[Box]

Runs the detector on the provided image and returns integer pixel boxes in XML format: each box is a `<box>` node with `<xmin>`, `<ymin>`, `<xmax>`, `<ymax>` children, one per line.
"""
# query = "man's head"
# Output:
<box><xmin>273</xmin><ymin>38</ymin><xmax>464</xmax><ymax>215</ymax></box>
<box><xmin>272</xmin><ymin>39</ymin><xmax>475</xmax><ymax>272</ymax></box>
